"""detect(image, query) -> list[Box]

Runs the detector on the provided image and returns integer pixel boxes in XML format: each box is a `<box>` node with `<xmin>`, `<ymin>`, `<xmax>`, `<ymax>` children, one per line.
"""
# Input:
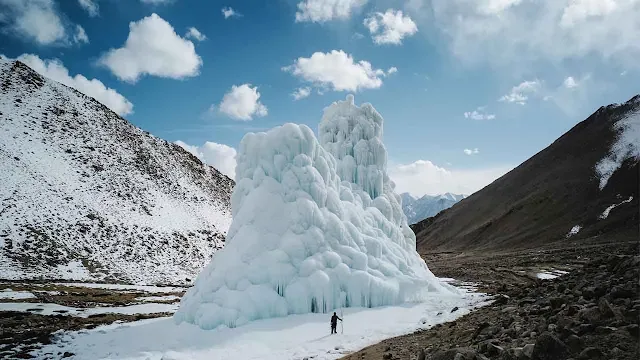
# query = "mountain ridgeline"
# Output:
<box><xmin>412</xmin><ymin>95</ymin><xmax>639</xmax><ymax>253</ymax></box>
<box><xmin>0</xmin><ymin>60</ymin><xmax>234</xmax><ymax>285</ymax></box>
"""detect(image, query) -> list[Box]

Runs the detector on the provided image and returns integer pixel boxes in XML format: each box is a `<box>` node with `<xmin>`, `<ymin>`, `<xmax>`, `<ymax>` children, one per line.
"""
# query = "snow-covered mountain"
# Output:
<box><xmin>0</xmin><ymin>59</ymin><xmax>233</xmax><ymax>285</ymax></box>
<box><xmin>401</xmin><ymin>192</ymin><xmax>466</xmax><ymax>225</ymax></box>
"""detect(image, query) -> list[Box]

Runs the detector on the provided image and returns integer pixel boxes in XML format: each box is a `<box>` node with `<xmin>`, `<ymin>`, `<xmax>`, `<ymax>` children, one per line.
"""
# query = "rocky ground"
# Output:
<box><xmin>342</xmin><ymin>241</ymin><xmax>639</xmax><ymax>360</ymax></box>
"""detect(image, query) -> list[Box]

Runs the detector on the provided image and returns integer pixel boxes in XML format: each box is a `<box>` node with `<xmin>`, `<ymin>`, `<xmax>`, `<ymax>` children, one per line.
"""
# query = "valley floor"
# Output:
<box><xmin>341</xmin><ymin>241</ymin><xmax>640</xmax><ymax>360</ymax></box>
<box><xmin>2</xmin><ymin>241</ymin><xmax>638</xmax><ymax>359</ymax></box>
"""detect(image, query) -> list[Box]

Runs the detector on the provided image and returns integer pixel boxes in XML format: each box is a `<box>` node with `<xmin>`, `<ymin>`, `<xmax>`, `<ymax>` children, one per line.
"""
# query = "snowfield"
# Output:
<box><xmin>0</xmin><ymin>288</ymin><xmax>36</xmax><ymax>300</ymax></box>
<box><xmin>32</xmin><ymin>290</ymin><xmax>487</xmax><ymax>360</ymax></box>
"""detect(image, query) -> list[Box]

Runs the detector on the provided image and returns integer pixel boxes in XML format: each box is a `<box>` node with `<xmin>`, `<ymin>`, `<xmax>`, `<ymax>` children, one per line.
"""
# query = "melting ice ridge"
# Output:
<box><xmin>174</xmin><ymin>95</ymin><xmax>458</xmax><ymax>330</ymax></box>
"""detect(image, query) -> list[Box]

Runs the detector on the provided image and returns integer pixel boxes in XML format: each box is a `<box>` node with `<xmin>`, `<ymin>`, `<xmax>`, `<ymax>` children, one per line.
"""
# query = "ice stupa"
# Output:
<box><xmin>174</xmin><ymin>95</ymin><xmax>457</xmax><ymax>330</ymax></box>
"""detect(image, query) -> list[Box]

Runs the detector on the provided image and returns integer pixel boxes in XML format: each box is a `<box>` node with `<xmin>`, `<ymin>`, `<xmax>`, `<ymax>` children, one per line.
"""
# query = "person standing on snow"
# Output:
<box><xmin>330</xmin><ymin>312</ymin><xmax>342</xmax><ymax>334</ymax></box>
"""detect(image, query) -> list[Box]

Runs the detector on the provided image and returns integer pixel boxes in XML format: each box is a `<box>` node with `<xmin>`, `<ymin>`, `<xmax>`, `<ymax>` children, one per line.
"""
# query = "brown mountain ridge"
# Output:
<box><xmin>413</xmin><ymin>95</ymin><xmax>639</xmax><ymax>253</ymax></box>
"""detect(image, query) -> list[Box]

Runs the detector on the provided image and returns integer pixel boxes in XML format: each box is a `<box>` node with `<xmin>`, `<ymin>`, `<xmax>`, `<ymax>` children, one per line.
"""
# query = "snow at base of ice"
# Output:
<box><xmin>595</xmin><ymin>111</ymin><xmax>640</xmax><ymax>189</ymax></box>
<box><xmin>599</xmin><ymin>196</ymin><xmax>634</xmax><ymax>219</ymax></box>
<box><xmin>566</xmin><ymin>225</ymin><xmax>581</xmax><ymax>238</ymax></box>
<box><xmin>32</xmin><ymin>290</ymin><xmax>486</xmax><ymax>360</ymax></box>
<box><xmin>0</xmin><ymin>302</ymin><xmax>178</xmax><ymax>317</ymax></box>
<box><xmin>0</xmin><ymin>289</ymin><xmax>36</xmax><ymax>300</ymax></box>
<box><xmin>175</xmin><ymin>95</ymin><xmax>457</xmax><ymax>330</ymax></box>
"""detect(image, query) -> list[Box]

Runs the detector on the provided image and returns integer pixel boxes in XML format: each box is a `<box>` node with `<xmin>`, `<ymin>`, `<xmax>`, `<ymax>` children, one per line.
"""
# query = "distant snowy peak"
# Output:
<box><xmin>0</xmin><ymin>60</ymin><xmax>233</xmax><ymax>285</ymax></box>
<box><xmin>401</xmin><ymin>192</ymin><xmax>466</xmax><ymax>225</ymax></box>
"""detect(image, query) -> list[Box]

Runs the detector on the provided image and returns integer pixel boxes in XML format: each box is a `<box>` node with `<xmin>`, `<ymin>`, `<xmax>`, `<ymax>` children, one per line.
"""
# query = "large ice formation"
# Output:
<box><xmin>174</xmin><ymin>95</ymin><xmax>457</xmax><ymax>330</ymax></box>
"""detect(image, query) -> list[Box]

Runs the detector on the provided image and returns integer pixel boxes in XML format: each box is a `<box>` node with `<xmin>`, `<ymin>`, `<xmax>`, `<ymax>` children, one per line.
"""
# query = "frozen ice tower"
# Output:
<box><xmin>174</xmin><ymin>95</ymin><xmax>457</xmax><ymax>330</ymax></box>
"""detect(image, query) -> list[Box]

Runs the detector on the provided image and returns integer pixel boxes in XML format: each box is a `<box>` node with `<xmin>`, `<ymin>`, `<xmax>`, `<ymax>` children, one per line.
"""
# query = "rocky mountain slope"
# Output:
<box><xmin>401</xmin><ymin>192</ymin><xmax>466</xmax><ymax>225</ymax></box>
<box><xmin>413</xmin><ymin>95</ymin><xmax>639</xmax><ymax>253</ymax></box>
<box><xmin>0</xmin><ymin>60</ymin><xmax>233</xmax><ymax>285</ymax></box>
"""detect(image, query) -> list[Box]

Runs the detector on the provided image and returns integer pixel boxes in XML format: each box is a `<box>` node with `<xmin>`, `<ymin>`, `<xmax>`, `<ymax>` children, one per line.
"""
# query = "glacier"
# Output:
<box><xmin>174</xmin><ymin>95</ymin><xmax>457</xmax><ymax>330</ymax></box>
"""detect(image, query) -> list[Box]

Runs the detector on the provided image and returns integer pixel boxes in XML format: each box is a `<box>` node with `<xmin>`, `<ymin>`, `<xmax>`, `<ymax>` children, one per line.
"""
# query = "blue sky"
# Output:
<box><xmin>1</xmin><ymin>0</ymin><xmax>638</xmax><ymax>196</ymax></box>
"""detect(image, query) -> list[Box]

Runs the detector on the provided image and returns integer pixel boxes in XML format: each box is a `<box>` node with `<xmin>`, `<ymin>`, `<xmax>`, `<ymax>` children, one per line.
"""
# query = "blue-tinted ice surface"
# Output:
<box><xmin>174</xmin><ymin>95</ymin><xmax>458</xmax><ymax>330</ymax></box>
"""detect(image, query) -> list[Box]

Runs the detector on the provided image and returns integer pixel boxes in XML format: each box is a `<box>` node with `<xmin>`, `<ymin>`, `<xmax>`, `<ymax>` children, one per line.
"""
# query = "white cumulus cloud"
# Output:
<box><xmin>98</xmin><ymin>13</ymin><xmax>202</xmax><ymax>83</ymax></box>
<box><xmin>291</xmin><ymin>87</ymin><xmax>312</xmax><ymax>100</ymax></box>
<box><xmin>499</xmin><ymin>80</ymin><xmax>541</xmax><ymax>105</ymax></box>
<box><xmin>463</xmin><ymin>148</ymin><xmax>480</xmax><ymax>155</ymax></box>
<box><xmin>222</xmin><ymin>7</ymin><xmax>241</xmax><ymax>19</ymax></box>
<box><xmin>0</xmin><ymin>0</ymin><xmax>66</xmax><ymax>45</ymax></box>
<box><xmin>563</xmin><ymin>76</ymin><xmax>578</xmax><ymax>88</ymax></box>
<box><xmin>218</xmin><ymin>84</ymin><xmax>268</xmax><ymax>121</ymax></box>
<box><xmin>140</xmin><ymin>0</ymin><xmax>174</xmax><ymax>4</ymax></box>
<box><xmin>364</xmin><ymin>9</ymin><xmax>418</xmax><ymax>45</ymax></box>
<box><xmin>389</xmin><ymin>159</ymin><xmax>512</xmax><ymax>197</ymax></box>
<box><xmin>387</xmin><ymin>66</ymin><xmax>398</xmax><ymax>74</ymax></box>
<box><xmin>5</xmin><ymin>53</ymin><xmax>133</xmax><ymax>116</ymax></box>
<box><xmin>175</xmin><ymin>140</ymin><xmax>237</xmax><ymax>179</ymax></box>
<box><xmin>283</xmin><ymin>50</ymin><xmax>385</xmax><ymax>92</ymax></box>
<box><xmin>560</xmin><ymin>0</ymin><xmax>619</xmax><ymax>27</ymax></box>
<box><xmin>73</xmin><ymin>24</ymin><xmax>89</xmax><ymax>44</ymax></box>
<box><xmin>547</xmin><ymin>74</ymin><xmax>593</xmax><ymax>116</ymax></box>
<box><xmin>78</xmin><ymin>0</ymin><xmax>98</xmax><ymax>17</ymax></box>
<box><xmin>478</xmin><ymin>0</ymin><xmax>524</xmax><ymax>15</ymax></box>
<box><xmin>295</xmin><ymin>0</ymin><xmax>368</xmax><ymax>22</ymax></box>
<box><xmin>427</xmin><ymin>0</ymin><xmax>640</xmax><ymax>68</ymax></box>
<box><xmin>464</xmin><ymin>106</ymin><xmax>495</xmax><ymax>120</ymax></box>
<box><xmin>185</xmin><ymin>27</ymin><xmax>206</xmax><ymax>41</ymax></box>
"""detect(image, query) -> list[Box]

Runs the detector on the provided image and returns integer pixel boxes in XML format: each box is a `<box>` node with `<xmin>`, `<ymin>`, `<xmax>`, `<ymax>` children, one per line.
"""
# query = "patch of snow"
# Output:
<box><xmin>599</xmin><ymin>196</ymin><xmax>634</xmax><ymax>219</ymax></box>
<box><xmin>35</xmin><ymin>290</ymin><xmax>62</xmax><ymax>296</ymax></box>
<box><xmin>0</xmin><ymin>302</ymin><xmax>178</xmax><ymax>317</ymax></box>
<box><xmin>437</xmin><ymin>277</ymin><xmax>478</xmax><ymax>292</ymax></box>
<box><xmin>437</xmin><ymin>277</ymin><xmax>457</xmax><ymax>283</ymax></box>
<box><xmin>536</xmin><ymin>273</ymin><xmax>558</xmax><ymax>280</ymax></box>
<box><xmin>566</xmin><ymin>225</ymin><xmax>581</xmax><ymax>238</ymax></box>
<box><xmin>0</xmin><ymin>288</ymin><xmax>36</xmax><ymax>300</ymax></box>
<box><xmin>54</xmin><ymin>282</ymin><xmax>185</xmax><ymax>294</ymax></box>
<box><xmin>595</xmin><ymin>111</ymin><xmax>640</xmax><ymax>189</ymax></box>
<box><xmin>175</xmin><ymin>95</ymin><xmax>459</xmax><ymax>331</ymax></box>
<box><xmin>55</xmin><ymin>261</ymin><xmax>92</xmax><ymax>281</ymax></box>
<box><xmin>32</xmin><ymin>291</ymin><xmax>487</xmax><ymax>360</ymax></box>
<box><xmin>537</xmin><ymin>269</ymin><xmax>569</xmax><ymax>280</ymax></box>
<box><xmin>136</xmin><ymin>295</ymin><xmax>181</xmax><ymax>302</ymax></box>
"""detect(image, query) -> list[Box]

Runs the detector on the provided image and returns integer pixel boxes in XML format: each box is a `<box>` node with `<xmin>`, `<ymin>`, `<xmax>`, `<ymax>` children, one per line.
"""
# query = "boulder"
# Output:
<box><xmin>565</xmin><ymin>334</ymin><xmax>583</xmax><ymax>353</ymax></box>
<box><xmin>531</xmin><ymin>332</ymin><xmax>570</xmax><ymax>360</ymax></box>
<box><xmin>522</xmin><ymin>344</ymin><xmax>535</xmax><ymax>358</ymax></box>
<box><xmin>578</xmin><ymin>347</ymin><xmax>603</xmax><ymax>360</ymax></box>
